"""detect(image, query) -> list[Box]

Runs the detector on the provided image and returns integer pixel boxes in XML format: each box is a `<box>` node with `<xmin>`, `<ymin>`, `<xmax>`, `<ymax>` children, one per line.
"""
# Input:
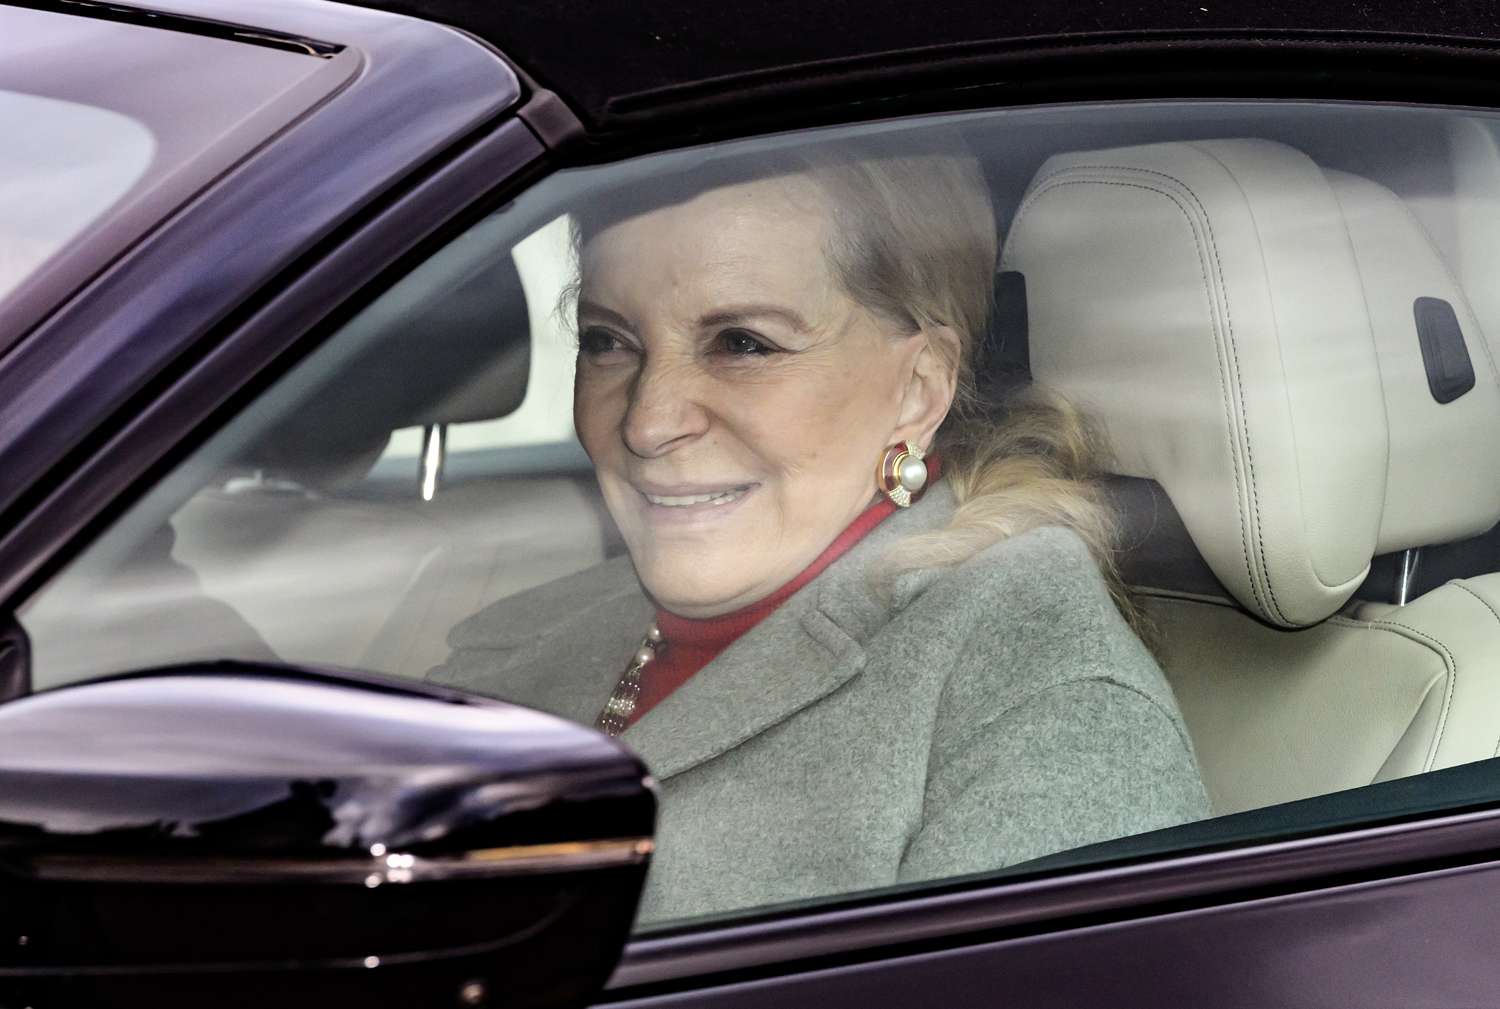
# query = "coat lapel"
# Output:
<box><xmin>621</xmin><ymin>594</ymin><xmax>866</xmax><ymax>780</ymax></box>
<box><xmin>437</xmin><ymin>486</ymin><xmax>957</xmax><ymax>781</ymax></box>
<box><xmin>432</xmin><ymin>554</ymin><xmax>655</xmax><ymax>727</ymax></box>
<box><xmin>621</xmin><ymin>486</ymin><xmax>957</xmax><ymax>781</ymax></box>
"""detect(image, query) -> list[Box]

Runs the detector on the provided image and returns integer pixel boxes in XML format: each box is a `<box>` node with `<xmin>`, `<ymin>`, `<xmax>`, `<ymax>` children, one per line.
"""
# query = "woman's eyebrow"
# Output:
<box><xmin>699</xmin><ymin>305</ymin><xmax>810</xmax><ymax>331</ymax></box>
<box><xmin>575</xmin><ymin>299</ymin><xmax>635</xmax><ymax>331</ymax></box>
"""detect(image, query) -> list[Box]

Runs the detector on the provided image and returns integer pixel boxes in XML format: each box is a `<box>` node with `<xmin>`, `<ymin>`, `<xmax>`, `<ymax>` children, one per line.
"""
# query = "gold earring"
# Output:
<box><xmin>877</xmin><ymin>441</ymin><xmax>928</xmax><ymax>507</ymax></box>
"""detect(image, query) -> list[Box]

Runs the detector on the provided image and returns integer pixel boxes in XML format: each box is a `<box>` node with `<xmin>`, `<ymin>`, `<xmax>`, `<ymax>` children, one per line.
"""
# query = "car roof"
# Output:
<box><xmin>352</xmin><ymin>0</ymin><xmax>1500</xmax><ymax>142</ymax></box>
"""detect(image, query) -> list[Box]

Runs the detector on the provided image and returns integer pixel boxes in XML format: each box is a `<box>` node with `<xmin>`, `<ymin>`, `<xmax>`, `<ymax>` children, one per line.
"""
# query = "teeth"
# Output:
<box><xmin>644</xmin><ymin>487</ymin><xmax>749</xmax><ymax>508</ymax></box>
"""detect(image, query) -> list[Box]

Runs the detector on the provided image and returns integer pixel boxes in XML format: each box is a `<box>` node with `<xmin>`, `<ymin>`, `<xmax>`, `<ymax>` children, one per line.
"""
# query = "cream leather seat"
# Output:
<box><xmin>1003</xmin><ymin>138</ymin><xmax>1500</xmax><ymax>814</ymax></box>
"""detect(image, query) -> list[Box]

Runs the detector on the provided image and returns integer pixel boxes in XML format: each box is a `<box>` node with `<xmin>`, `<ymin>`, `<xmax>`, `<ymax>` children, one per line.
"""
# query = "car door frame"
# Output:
<box><xmin>601</xmin><ymin>800</ymin><xmax>1500</xmax><ymax>1005</ymax></box>
<box><xmin>603</xmin><ymin>841</ymin><xmax>1500</xmax><ymax>1007</ymax></box>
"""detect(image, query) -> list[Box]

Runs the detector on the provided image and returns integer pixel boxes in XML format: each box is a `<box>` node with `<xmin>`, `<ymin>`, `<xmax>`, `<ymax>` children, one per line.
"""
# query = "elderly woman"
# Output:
<box><xmin>430</xmin><ymin>139</ymin><xmax>1208</xmax><ymax>924</ymax></box>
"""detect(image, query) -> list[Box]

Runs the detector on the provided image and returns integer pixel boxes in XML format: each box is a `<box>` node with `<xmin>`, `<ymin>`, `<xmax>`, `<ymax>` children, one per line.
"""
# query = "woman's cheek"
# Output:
<box><xmin>573</xmin><ymin>374</ymin><xmax>627</xmax><ymax>457</ymax></box>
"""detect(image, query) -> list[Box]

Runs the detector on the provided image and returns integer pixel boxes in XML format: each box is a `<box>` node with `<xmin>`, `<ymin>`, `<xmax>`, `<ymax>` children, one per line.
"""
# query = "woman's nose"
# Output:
<box><xmin>621</xmin><ymin>356</ymin><xmax>711</xmax><ymax>458</ymax></box>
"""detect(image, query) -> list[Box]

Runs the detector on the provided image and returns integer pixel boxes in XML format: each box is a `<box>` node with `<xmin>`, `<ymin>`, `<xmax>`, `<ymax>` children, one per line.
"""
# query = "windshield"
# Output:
<box><xmin>0</xmin><ymin>89</ymin><xmax>154</xmax><ymax>303</ymax></box>
<box><xmin>0</xmin><ymin>4</ymin><xmax>349</xmax><ymax>345</ymax></box>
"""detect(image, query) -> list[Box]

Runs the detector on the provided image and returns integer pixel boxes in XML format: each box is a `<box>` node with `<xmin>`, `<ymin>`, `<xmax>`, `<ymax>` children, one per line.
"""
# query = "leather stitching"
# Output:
<box><xmin>1073</xmin><ymin>155</ymin><xmax>1369</xmax><ymax>607</ymax></box>
<box><xmin>1165</xmin><ymin>151</ymin><xmax>1285</xmax><ymax>623</ymax></box>
<box><xmin>1180</xmin><ymin>143</ymin><xmax>1363</xmax><ymax>602</ymax></box>
<box><xmin>1360</xmin><ymin>616</ymin><xmax>1458</xmax><ymax>773</ymax></box>
<box><xmin>1012</xmin><ymin>166</ymin><xmax>1281</xmax><ymax>622</ymax></box>
<box><xmin>1451</xmin><ymin>582</ymin><xmax>1500</xmax><ymax>758</ymax></box>
<box><xmin>1148</xmin><ymin>594</ymin><xmax>1457</xmax><ymax>783</ymax></box>
<box><xmin>1026</xmin><ymin>163</ymin><xmax>1285</xmax><ymax>619</ymax></box>
<box><xmin>1321</xmin><ymin>172</ymin><xmax>1396</xmax><ymax>579</ymax></box>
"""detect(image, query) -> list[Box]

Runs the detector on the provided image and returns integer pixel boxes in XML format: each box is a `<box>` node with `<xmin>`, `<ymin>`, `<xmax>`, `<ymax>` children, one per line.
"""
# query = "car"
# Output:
<box><xmin>9</xmin><ymin>0</ymin><xmax>1500</xmax><ymax>1004</ymax></box>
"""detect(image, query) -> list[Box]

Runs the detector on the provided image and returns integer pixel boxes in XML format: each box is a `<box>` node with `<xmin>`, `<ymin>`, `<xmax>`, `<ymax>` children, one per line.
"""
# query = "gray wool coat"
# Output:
<box><xmin>429</xmin><ymin>484</ymin><xmax>1209</xmax><ymax>925</ymax></box>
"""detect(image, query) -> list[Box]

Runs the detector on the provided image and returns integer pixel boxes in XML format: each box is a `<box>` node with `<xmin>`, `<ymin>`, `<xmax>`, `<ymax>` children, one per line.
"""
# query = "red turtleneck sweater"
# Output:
<box><xmin>628</xmin><ymin>497</ymin><xmax>898</xmax><ymax>726</ymax></box>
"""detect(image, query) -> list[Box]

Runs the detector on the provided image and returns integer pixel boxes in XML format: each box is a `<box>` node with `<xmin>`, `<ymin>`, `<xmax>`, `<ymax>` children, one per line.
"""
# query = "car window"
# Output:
<box><xmin>0</xmin><ymin>89</ymin><xmax>154</xmax><ymax>302</ymax></box>
<box><xmin>371</xmin><ymin>215</ymin><xmax>588</xmax><ymax>483</ymax></box>
<box><xmin>0</xmin><ymin>4</ymin><xmax>354</xmax><ymax>342</ymax></box>
<box><xmin>22</xmin><ymin>99</ymin><xmax>1500</xmax><ymax>932</ymax></box>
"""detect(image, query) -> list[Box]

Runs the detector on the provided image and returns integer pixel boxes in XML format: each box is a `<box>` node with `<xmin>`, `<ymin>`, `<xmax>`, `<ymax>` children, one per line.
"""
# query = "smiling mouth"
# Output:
<box><xmin>640</xmin><ymin>485</ymin><xmax>755</xmax><ymax>508</ymax></box>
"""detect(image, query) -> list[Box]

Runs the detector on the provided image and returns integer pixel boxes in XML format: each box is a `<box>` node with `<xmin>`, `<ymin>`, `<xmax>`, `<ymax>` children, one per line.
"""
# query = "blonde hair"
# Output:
<box><xmin>790</xmin><ymin>139</ymin><xmax>1138</xmax><ymax>629</ymax></box>
<box><xmin>570</xmin><ymin>136</ymin><xmax>1138</xmax><ymax>627</ymax></box>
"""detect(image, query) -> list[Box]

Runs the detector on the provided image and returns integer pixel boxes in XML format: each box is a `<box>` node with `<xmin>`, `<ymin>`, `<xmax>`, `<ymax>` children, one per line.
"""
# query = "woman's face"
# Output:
<box><xmin>573</xmin><ymin>175</ymin><xmax>952</xmax><ymax>618</ymax></box>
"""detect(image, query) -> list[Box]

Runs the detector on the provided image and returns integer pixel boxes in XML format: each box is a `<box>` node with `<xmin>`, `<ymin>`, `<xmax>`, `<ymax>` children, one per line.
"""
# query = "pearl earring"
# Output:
<box><xmin>877</xmin><ymin>441</ymin><xmax>929</xmax><ymax>508</ymax></box>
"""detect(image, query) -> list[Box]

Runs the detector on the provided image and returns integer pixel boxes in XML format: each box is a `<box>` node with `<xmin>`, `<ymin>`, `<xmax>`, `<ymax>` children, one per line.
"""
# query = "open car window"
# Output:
<box><xmin>21</xmin><ymin>99</ymin><xmax>1500</xmax><ymax>932</ymax></box>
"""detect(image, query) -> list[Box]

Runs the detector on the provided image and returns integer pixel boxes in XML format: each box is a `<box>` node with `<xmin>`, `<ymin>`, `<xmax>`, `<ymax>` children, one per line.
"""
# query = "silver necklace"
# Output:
<box><xmin>595</xmin><ymin>622</ymin><xmax>663</xmax><ymax>736</ymax></box>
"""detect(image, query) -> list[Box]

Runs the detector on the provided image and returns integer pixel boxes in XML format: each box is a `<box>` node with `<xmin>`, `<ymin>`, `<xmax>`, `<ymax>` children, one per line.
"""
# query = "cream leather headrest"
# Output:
<box><xmin>1003</xmin><ymin>139</ymin><xmax>1500</xmax><ymax>627</ymax></box>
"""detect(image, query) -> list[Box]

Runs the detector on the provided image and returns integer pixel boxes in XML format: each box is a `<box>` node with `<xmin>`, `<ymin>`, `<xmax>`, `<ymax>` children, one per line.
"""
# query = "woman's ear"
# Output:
<box><xmin>892</xmin><ymin>325</ymin><xmax>960</xmax><ymax>448</ymax></box>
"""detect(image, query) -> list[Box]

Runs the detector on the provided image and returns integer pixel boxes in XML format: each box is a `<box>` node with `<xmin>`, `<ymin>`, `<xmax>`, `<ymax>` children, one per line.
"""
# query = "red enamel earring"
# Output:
<box><xmin>877</xmin><ymin>441</ymin><xmax>928</xmax><ymax>508</ymax></box>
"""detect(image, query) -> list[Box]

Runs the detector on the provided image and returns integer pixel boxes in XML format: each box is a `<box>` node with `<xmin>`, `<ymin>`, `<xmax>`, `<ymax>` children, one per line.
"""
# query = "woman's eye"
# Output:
<box><xmin>579</xmin><ymin>326</ymin><xmax>629</xmax><ymax>356</ymax></box>
<box><xmin>717</xmin><ymin>328</ymin><xmax>773</xmax><ymax>356</ymax></box>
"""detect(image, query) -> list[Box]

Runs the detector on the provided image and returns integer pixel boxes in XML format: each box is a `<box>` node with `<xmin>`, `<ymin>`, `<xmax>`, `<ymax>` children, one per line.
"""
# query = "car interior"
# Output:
<box><xmin>23</xmin><ymin>100</ymin><xmax>1500</xmax><ymax>826</ymax></box>
<box><xmin>1004</xmin><ymin>131</ymin><xmax>1500</xmax><ymax>816</ymax></box>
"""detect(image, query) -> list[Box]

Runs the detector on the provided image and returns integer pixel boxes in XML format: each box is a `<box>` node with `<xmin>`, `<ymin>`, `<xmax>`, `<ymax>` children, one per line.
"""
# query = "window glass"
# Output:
<box><xmin>23</xmin><ymin>100</ymin><xmax>1500</xmax><ymax>931</ymax></box>
<box><xmin>373</xmin><ymin>215</ymin><xmax>586</xmax><ymax>475</ymax></box>
<box><xmin>0</xmin><ymin>4</ymin><xmax>349</xmax><ymax>337</ymax></box>
<box><xmin>0</xmin><ymin>90</ymin><xmax>154</xmax><ymax>301</ymax></box>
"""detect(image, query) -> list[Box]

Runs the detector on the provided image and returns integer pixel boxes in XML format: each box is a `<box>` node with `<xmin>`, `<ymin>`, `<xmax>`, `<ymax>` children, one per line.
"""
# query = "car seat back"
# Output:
<box><xmin>1004</xmin><ymin>139</ymin><xmax>1500</xmax><ymax>812</ymax></box>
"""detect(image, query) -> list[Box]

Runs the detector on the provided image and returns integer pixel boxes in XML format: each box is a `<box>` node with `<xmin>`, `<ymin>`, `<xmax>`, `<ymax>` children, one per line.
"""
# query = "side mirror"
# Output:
<box><xmin>0</xmin><ymin>663</ymin><xmax>655</xmax><ymax>1008</ymax></box>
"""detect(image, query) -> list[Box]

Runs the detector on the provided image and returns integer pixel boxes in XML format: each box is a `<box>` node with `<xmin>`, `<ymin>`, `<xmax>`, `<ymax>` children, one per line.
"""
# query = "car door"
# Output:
<box><xmin>10</xmin><ymin>2</ymin><xmax>1500</xmax><ymax>1007</ymax></box>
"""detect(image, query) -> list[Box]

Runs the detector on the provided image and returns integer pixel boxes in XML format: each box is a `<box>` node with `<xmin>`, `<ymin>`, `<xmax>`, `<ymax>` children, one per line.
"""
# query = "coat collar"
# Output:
<box><xmin>440</xmin><ymin>556</ymin><xmax>654</xmax><ymax>728</ymax></box>
<box><xmin>448</xmin><ymin>485</ymin><xmax>956</xmax><ymax>781</ymax></box>
<box><xmin>623</xmin><ymin>484</ymin><xmax>956</xmax><ymax>780</ymax></box>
